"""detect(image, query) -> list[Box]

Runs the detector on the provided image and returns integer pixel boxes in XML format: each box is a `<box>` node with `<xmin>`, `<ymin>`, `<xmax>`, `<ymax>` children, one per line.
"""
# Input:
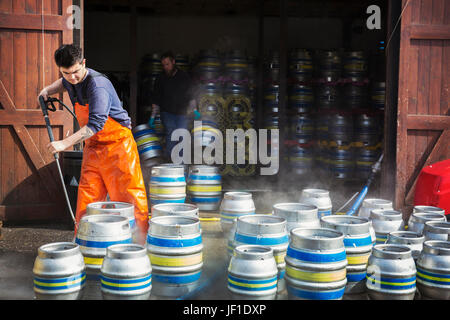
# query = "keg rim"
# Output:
<box><xmin>424</xmin><ymin>221</ymin><xmax>450</xmax><ymax>234</ymax></box>
<box><xmin>151</xmin><ymin>203</ymin><xmax>199</xmax><ymax>216</ymax></box>
<box><xmin>38</xmin><ymin>242</ymin><xmax>80</xmax><ymax>258</ymax></box>
<box><xmin>273</xmin><ymin>202</ymin><xmax>318</xmax><ymax>213</ymax></box>
<box><xmin>188</xmin><ymin>165</ymin><xmax>220</xmax><ymax>172</ymax></box>
<box><xmin>413</xmin><ymin>205</ymin><xmax>445</xmax><ymax>214</ymax></box>
<box><xmin>150</xmin><ymin>215</ymin><xmax>200</xmax><ymax>225</ymax></box>
<box><xmin>237</xmin><ymin>214</ymin><xmax>286</xmax><ymax>227</ymax></box>
<box><xmin>363</xmin><ymin>198</ymin><xmax>393</xmax><ymax>208</ymax></box>
<box><xmin>79</xmin><ymin>213</ymin><xmax>130</xmax><ymax>225</ymax></box>
<box><xmin>370</xmin><ymin>209</ymin><xmax>403</xmax><ymax>221</ymax></box>
<box><xmin>132</xmin><ymin>123</ymin><xmax>151</xmax><ymax>133</ymax></box>
<box><xmin>87</xmin><ymin>201</ymin><xmax>134</xmax><ymax>210</ymax></box>
<box><xmin>106</xmin><ymin>243</ymin><xmax>147</xmax><ymax>259</ymax></box>
<box><xmin>233</xmin><ymin>245</ymin><xmax>274</xmax><ymax>260</ymax></box>
<box><xmin>422</xmin><ymin>240</ymin><xmax>450</xmax><ymax>256</ymax></box>
<box><xmin>291</xmin><ymin>227</ymin><xmax>345</xmax><ymax>242</ymax></box>
<box><xmin>387</xmin><ymin>231</ymin><xmax>424</xmax><ymax>243</ymax></box>
<box><xmin>372</xmin><ymin>244</ymin><xmax>413</xmax><ymax>259</ymax></box>
<box><xmin>411</xmin><ymin>212</ymin><xmax>446</xmax><ymax>223</ymax></box>
<box><xmin>224</xmin><ymin>191</ymin><xmax>253</xmax><ymax>200</ymax></box>
<box><xmin>321</xmin><ymin>215</ymin><xmax>370</xmax><ymax>226</ymax></box>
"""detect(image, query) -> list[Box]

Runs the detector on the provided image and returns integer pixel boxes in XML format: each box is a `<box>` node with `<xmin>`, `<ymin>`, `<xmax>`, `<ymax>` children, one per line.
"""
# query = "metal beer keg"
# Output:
<box><xmin>151</xmin><ymin>203</ymin><xmax>199</xmax><ymax>219</ymax></box>
<box><xmin>358</xmin><ymin>198</ymin><xmax>393</xmax><ymax>219</ymax></box>
<box><xmin>187</xmin><ymin>165</ymin><xmax>222</xmax><ymax>212</ymax></box>
<box><xmin>369</xmin><ymin>209</ymin><xmax>404</xmax><ymax>245</ymax></box>
<box><xmin>220</xmin><ymin>192</ymin><xmax>255</xmax><ymax>234</ymax></box>
<box><xmin>320</xmin><ymin>215</ymin><xmax>372</xmax><ymax>294</ymax></box>
<box><xmin>413</xmin><ymin>205</ymin><xmax>445</xmax><ymax>215</ymax></box>
<box><xmin>386</xmin><ymin>231</ymin><xmax>425</xmax><ymax>261</ymax></box>
<box><xmin>100</xmin><ymin>244</ymin><xmax>152</xmax><ymax>300</ymax></box>
<box><xmin>366</xmin><ymin>244</ymin><xmax>416</xmax><ymax>300</ymax></box>
<box><xmin>423</xmin><ymin>221</ymin><xmax>450</xmax><ymax>241</ymax></box>
<box><xmin>285</xmin><ymin>228</ymin><xmax>348</xmax><ymax>300</ymax></box>
<box><xmin>272</xmin><ymin>203</ymin><xmax>320</xmax><ymax>234</ymax></box>
<box><xmin>416</xmin><ymin>240</ymin><xmax>450</xmax><ymax>300</ymax></box>
<box><xmin>149</xmin><ymin>165</ymin><xmax>186</xmax><ymax>205</ymax></box>
<box><xmin>33</xmin><ymin>242</ymin><xmax>85</xmax><ymax>300</ymax></box>
<box><xmin>299</xmin><ymin>189</ymin><xmax>332</xmax><ymax>218</ymax></box>
<box><xmin>407</xmin><ymin>212</ymin><xmax>446</xmax><ymax>235</ymax></box>
<box><xmin>228</xmin><ymin>245</ymin><xmax>278</xmax><ymax>300</ymax></box>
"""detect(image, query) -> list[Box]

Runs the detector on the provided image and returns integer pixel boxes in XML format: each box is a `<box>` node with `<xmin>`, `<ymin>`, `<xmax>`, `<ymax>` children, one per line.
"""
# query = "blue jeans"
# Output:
<box><xmin>160</xmin><ymin>111</ymin><xmax>189</xmax><ymax>159</ymax></box>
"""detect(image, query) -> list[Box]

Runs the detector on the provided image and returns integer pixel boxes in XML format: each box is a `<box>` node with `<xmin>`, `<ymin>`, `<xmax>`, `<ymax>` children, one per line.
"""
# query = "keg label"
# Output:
<box><xmin>287</xmin><ymin>247</ymin><xmax>347</xmax><ymax>263</ymax></box>
<box><xmin>34</xmin><ymin>272</ymin><xmax>86</xmax><ymax>291</ymax></box>
<box><xmin>228</xmin><ymin>274</ymin><xmax>277</xmax><ymax>292</ymax></box>
<box><xmin>100</xmin><ymin>274</ymin><xmax>152</xmax><ymax>291</ymax></box>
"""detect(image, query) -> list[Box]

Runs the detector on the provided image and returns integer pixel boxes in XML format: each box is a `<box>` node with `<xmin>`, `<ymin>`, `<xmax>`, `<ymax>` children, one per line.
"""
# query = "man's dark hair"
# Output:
<box><xmin>161</xmin><ymin>51</ymin><xmax>175</xmax><ymax>61</ymax></box>
<box><xmin>54</xmin><ymin>44</ymin><xmax>83</xmax><ymax>68</ymax></box>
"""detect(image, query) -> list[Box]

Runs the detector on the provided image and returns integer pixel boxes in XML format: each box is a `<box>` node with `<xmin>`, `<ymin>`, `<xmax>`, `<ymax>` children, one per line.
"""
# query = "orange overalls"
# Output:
<box><xmin>74</xmin><ymin>102</ymin><xmax>149</xmax><ymax>239</ymax></box>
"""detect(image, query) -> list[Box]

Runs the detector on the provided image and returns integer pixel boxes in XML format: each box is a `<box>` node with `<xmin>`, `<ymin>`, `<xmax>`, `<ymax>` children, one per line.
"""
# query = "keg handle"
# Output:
<box><xmin>192</xmin><ymin>168</ymin><xmax>200</xmax><ymax>174</ymax></box>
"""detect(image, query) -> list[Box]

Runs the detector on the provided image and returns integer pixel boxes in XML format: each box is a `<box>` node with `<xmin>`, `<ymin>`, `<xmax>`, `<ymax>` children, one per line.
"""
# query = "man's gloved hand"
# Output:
<box><xmin>148</xmin><ymin>116</ymin><xmax>155</xmax><ymax>128</ymax></box>
<box><xmin>193</xmin><ymin>110</ymin><xmax>201</xmax><ymax>120</ymax></box>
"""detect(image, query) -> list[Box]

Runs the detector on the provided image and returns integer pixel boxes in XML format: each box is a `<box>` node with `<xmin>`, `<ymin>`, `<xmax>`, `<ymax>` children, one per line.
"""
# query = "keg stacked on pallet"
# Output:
<box><xmin>192</xmin><ymin>49</ymin><xmax>226</xmax><ymax>169</ymax></box>
<box><xmin>223</xmin><ymin>50</ymin><xmax>255</xmax><ymax>177</ymax></box>
<box><xmin>261</xmin><ymin>51</ymin><xmax>281</xmax><ymax>176</ymax></box>
<box><xmin>286</xmin><ymin>49</ymin><xmax>315</xmax><ymax>176</ymax></box>
<box><xmin>314</xmin><ymin>50</ymin><xmax>343</xmax><ymax>178</ymax></box>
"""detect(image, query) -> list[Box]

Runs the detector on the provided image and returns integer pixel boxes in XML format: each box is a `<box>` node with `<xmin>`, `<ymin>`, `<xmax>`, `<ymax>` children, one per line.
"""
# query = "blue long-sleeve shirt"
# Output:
<box><xmin>62</xmin><ymin>68</ymin><xmax>131</xmax><ymax>134</ymax></box>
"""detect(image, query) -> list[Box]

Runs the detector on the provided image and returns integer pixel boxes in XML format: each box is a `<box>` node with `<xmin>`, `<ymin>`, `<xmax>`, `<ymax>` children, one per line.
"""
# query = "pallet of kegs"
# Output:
<box><xmin>187</xmin><ymin>165</ymin><xmax>222</xmax><ymax>212</ymax></box>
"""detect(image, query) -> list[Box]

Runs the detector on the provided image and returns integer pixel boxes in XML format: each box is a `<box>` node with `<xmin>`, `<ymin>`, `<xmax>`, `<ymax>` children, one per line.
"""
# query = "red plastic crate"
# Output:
<box><xmin>414</xmin><ymin>159</ymin><xmax>450</xmax><ymax>215</ymax></box>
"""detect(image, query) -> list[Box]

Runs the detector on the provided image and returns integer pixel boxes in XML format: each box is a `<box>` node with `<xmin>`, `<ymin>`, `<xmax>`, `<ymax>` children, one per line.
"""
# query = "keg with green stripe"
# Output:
<box><xmin>187</xmin><ymin>165</ymin><xmax>222</xmax><ymax>212</ymax></box>
<box><xmin>234</xmin><ymin>215</ymin><xmax>289</xmax><ymax>292</ymax></box>
<box><xmin>386</xmin><ymin>231</ymin><xmax>425</xmax><ymax>261</ymax></box>
<box><xmin>272</xmin><ymin>203</ymin><xmax>320</xmax><ymax>234</ymax></box>
<box><xmin>423</xmin><ymin>221</ymin><xmax>450</xmax><ymax>241</ymax></box>
<box><xmin>320</xmin><ymin>215</ymin><xmax>373</xmax><ymax>294</ymax></box>
<box><xmin>220</xmin><ymin>192</ymin><xmax>255</xmax><ymax>234</ymax></box>
<box><xmin>285</xmin><ymin>228</ymin><xmax>348</xmax><ymax>300</ymax></box>
<box><xmin>146</xmin><ymin>216</ymin><xmax>203</xmax><ymax>287</ymax></box>
<box><xmin>369</xmin><ymin>209</ymin><xmax>403</xmax><ymax>245</ymax></box>
<box><xmin>151</xmin><ymin>203</ymin><xmax>199</xmax><ymax>219</ymax></box>
<box><xmin>33</xmin><ymin>242</ymin><xmax>86</xmax><ymax>300</ymax></box>
<box><xmin>416</xmin><ymin>240</ymin><xmax>450</xmax><ymax>300</ymax></box>
<box><xmin>132</xmin><ymin>124</ymin><xmax>162</xmax><ymax>162</ymax></box>
<box><xmin>86</xmin><ymin>201</ymin><xmax>137</xmax><ymax>242</ymax></box>
<box><xmin>228</xmin><ymin>245</ymin><xmax>278</xmax><ymax>300</ymax></box>
<box><xmin>149</xmin><ymin>165</ymin><xmax>186</xmax><ymax>205</ymax></box>
<box><xmin>366</xmin><ymin>244</ymin><xmax>417</xmax><ymax>300</ymax></box>
<box><xmin>75</xmin><ymin>215</ymin><xmax>132</xmax><ymax>275</ymax></box>
<box><xmin>100</xmin><ymin>244</ymin><xmax>152</xmax><ymax>300</ymax></box>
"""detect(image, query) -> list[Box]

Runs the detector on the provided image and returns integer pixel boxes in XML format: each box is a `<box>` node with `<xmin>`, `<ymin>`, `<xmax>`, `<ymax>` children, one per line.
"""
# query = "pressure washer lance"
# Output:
<box><xmin>345</xmin><ymin>152</ymin><xmax>384</xmax><ymax>216</ymax></box>
<box><xmin>38</xmin><ymin>96</ymin><xmax>77</xmax><ymax>226</ymax></box>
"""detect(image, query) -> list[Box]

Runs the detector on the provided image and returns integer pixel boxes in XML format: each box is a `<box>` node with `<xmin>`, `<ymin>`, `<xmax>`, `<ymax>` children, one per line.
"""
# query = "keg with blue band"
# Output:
<box><xmin>287</xmin><ymin>286</ymin><xmax>345</xmax><ymax>300</ymax></box>
<box><xmin>416</xmin><ymin>268</ymin><xmax>450</xmax><ymax>286</ymax></box>
<box><xmin>234</xmin><ymin>233</ymin><xmax>289</xmax><ymax>246</ymax></box>
<box><xmin>34</xmin><ymin>272</ymin><xmax>86</xmax><ymax>292</ymax></box>
<box><xmin>366</xmin><ymin>274</ymin><xmax>416</xmax><ymax>290</ymax></box>
<box><xmin>101</xmin><ymin>274</ymin><xmax>152</xmax><ymax>292</ymax></box>
<box><xmin>228</xmin><ymin>274</ymin><xmax>278</xmax><ymax>292</ymax></box>
<box><xmin>286</xmin><ymin>247</ymin><xmax>347</xmax><ymax>263</ymax></box>
<box><xmin>147</xmin><ymin>235</ymin><xmax>202</xmax><ymax>248</ymax></box>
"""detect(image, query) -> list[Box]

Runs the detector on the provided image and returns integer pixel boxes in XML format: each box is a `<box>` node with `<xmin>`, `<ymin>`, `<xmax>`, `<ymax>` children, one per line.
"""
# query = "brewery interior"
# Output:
<box><xmin>82</xmin><ymin>0</ymin><xmax>388</xmax><ymax>213</ymax></box>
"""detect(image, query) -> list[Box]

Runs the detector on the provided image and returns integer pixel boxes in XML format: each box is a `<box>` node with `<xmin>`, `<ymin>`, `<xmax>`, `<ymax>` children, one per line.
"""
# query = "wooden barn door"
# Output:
<box><xmin>396</xmin><ymin>0</ymin><xmax>450</xmax><ymax>216</ymax></box>
<box><xmin>0</xmin><ymin>0</ymin><xmax>75</xmax><ymax>222</ymax></box>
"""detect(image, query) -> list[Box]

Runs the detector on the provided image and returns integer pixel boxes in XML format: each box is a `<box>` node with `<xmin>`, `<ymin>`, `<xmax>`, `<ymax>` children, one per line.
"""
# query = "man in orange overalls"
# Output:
<box><xmin>38</xmin><ymin>44</ymin><xmax>149</xmax><ymax>243</ymax></box>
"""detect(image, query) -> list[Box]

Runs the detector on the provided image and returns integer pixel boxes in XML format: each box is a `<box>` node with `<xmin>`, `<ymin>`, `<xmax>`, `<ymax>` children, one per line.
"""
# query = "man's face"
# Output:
<box><xmin>161</xmin><ymin>57</ymin><xmax>176</xmax><ymax>75</ymax></box>
<box><xmin>60</xmin><ymin>59</ymin><xmax>87</xmax><ymax>85</ymax></box>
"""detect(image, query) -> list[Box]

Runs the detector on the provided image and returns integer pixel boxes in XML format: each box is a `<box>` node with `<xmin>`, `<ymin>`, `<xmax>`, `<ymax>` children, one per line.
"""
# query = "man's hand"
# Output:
<box><xmin>47</xmin><ymin>140</ymin><xmax>69</xmax><ymax>154</ymax></box>
<box><xmin>37</xmin><ymin>88</ymin><xmax>49</xmax><ymax>104</ymax></box>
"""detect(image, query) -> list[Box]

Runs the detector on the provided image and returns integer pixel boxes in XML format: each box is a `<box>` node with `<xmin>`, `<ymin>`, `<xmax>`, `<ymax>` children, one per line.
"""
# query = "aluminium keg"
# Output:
<box><xmin>233</xmin><ymin>215</ymin><xmax>289</xmax><ymax>292</ymax></box>
<box><xmin>327</xmin><ymin>147</ymin><xmax>355</xmax><ymax>180</ymax></box>
<box><xmin>272</xmin><ymin>203</ymin><xmax>320</xmax><ymax>234</ymax></box>
<box><xmin>100</xmin><ymin>244</ymin><xmax>152</xmax><ymax>300</ymax></box>
<box><xmin>423</xmin><ymin>221</ymin><xmax>450</xmax><ymax>241</ymax></box>
<box><xmin>146</xmin><ymin>216</ymin><xmax>203</xmax><ymax>294</ymax></box>
<box><xmin>369</xmin><ymin>209</ymin><xmax>404</xmax><ymax>245</ymax></box>
<box><xmin>386</xmin><ymin>231</ymin><xmax>425</xmax><ymax>261</ymax></box>
<box><xmin>358</xmin><ymin>198</ymin><xmax>393</xmax><ymax>220</ymax></box>
<box><xmin>416</xmin><ymin>240</ymin><xmax>450</xmax><ymax>300</ymax></box>
<box><xmin>33</xmin><ymin>242</ymin><xmax>85</xmax><ymax>300</ymax></box>
<box><xmin>289</xmin><ymin>114</ymin><xmax>315</xmax><ymax>141</ymax></box>
<box><xmin>316</xmin><ymin>50</ymin><xmax>342</xmax><ymax>82</ymax></box>
<box><xmin>354</xmin><ymin>148</ymin><xmax>382</xmax><ymax>180</ymax></box>
<box><xmin>343</xmin><ymin>51</ymin><xmax>367</xmax><ymax>79</ymax></box>
<box><xmin>288</xmin><ymin>144</ymin><xmax>314</xmax><ymax>176</ymax></box>
<box><xmin>316</xmin><ymin>85</ymin><xmax>341</xmax><ymax>109</ymax></box>
<box><xmin>285</xmin><ymin>228</ymin><xmax>347</xmax><ymax>300</ymax></box>
<box><xmin>149</xmin><ymin>165</ymin><xmax>186</xmax><ymax>205</ymax></box>
<box><xmin>228</xmin><ymin>245</ymin><xmax>278</xmax><ymax>300</ymax></box>
<box><xmin>132</xmin><ymin>124</ymin><xmax>163</xmax><ymax>161</ymax></box>
<box><xmin>371</xmin><ymin>82</ymin><xmax>386</xmax><ymax>110</ymax></box>
<box><xmin>86</xmin><ymin>202</ymin><xmax>137</xmax><ymax>241</ymax></box>
<box><xmin>366</xmin><ymin>244</ymin><xmax>416</xmax><ymax>300</ymax></box>
<box><xmin>151</xmin><ymin>203</ymin><xmax>199</xmax><ymax>219</ymax></box>
<box><xmin>299</xmin><ymin>189</ymin><xmax>332</xmax><ymax>219</ymax></box>
<box><xmin>288</xmin><ymin>84</ymin><xmax>314</xmax><ymax>109</ymax></box>
<box><xmin>175</xmin><ymin>53</ymin><xmax>190</xmax><ymax>72</ymax></box>
<box><xmin>354</xmin><ymin>112</ymin><xmax>381</xmax><ymax>136</ymax></box>
<box><xmin>187</xmin><ymin>165</ymin><xmax>222</xmax><ymax>212</ymax></box>
<box><xmin>407</xmin><ymin>212</ymin><xmax>446</xmax><ymax>235</ymax></box>
<box><xmin>220</xmin><ymin>192</ymin><xmax>255</xmax><ymax>234</ymax></box>
<box><xmin>192</xmin><ymin>122</ymin><xmax>222</xmax><ymax>148</ymax></box>
<box><xmin>343</xmin><ymin>82</ymin><xmax>368</xmax><ymax>108</ymax></box>
<box><xmin>320</xmin><ymin>215</ymin><xmax>372</xmax><ymax>294</ymax></box>
<box><xmin>288</xmin><ymin>48</ymin><xmax>313</xmax><ymax>81</ymax></box>
<box><xmin>413</xmin><ymin>205</ymin><xmax>446</xmax><ymax>215</ymax></box>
